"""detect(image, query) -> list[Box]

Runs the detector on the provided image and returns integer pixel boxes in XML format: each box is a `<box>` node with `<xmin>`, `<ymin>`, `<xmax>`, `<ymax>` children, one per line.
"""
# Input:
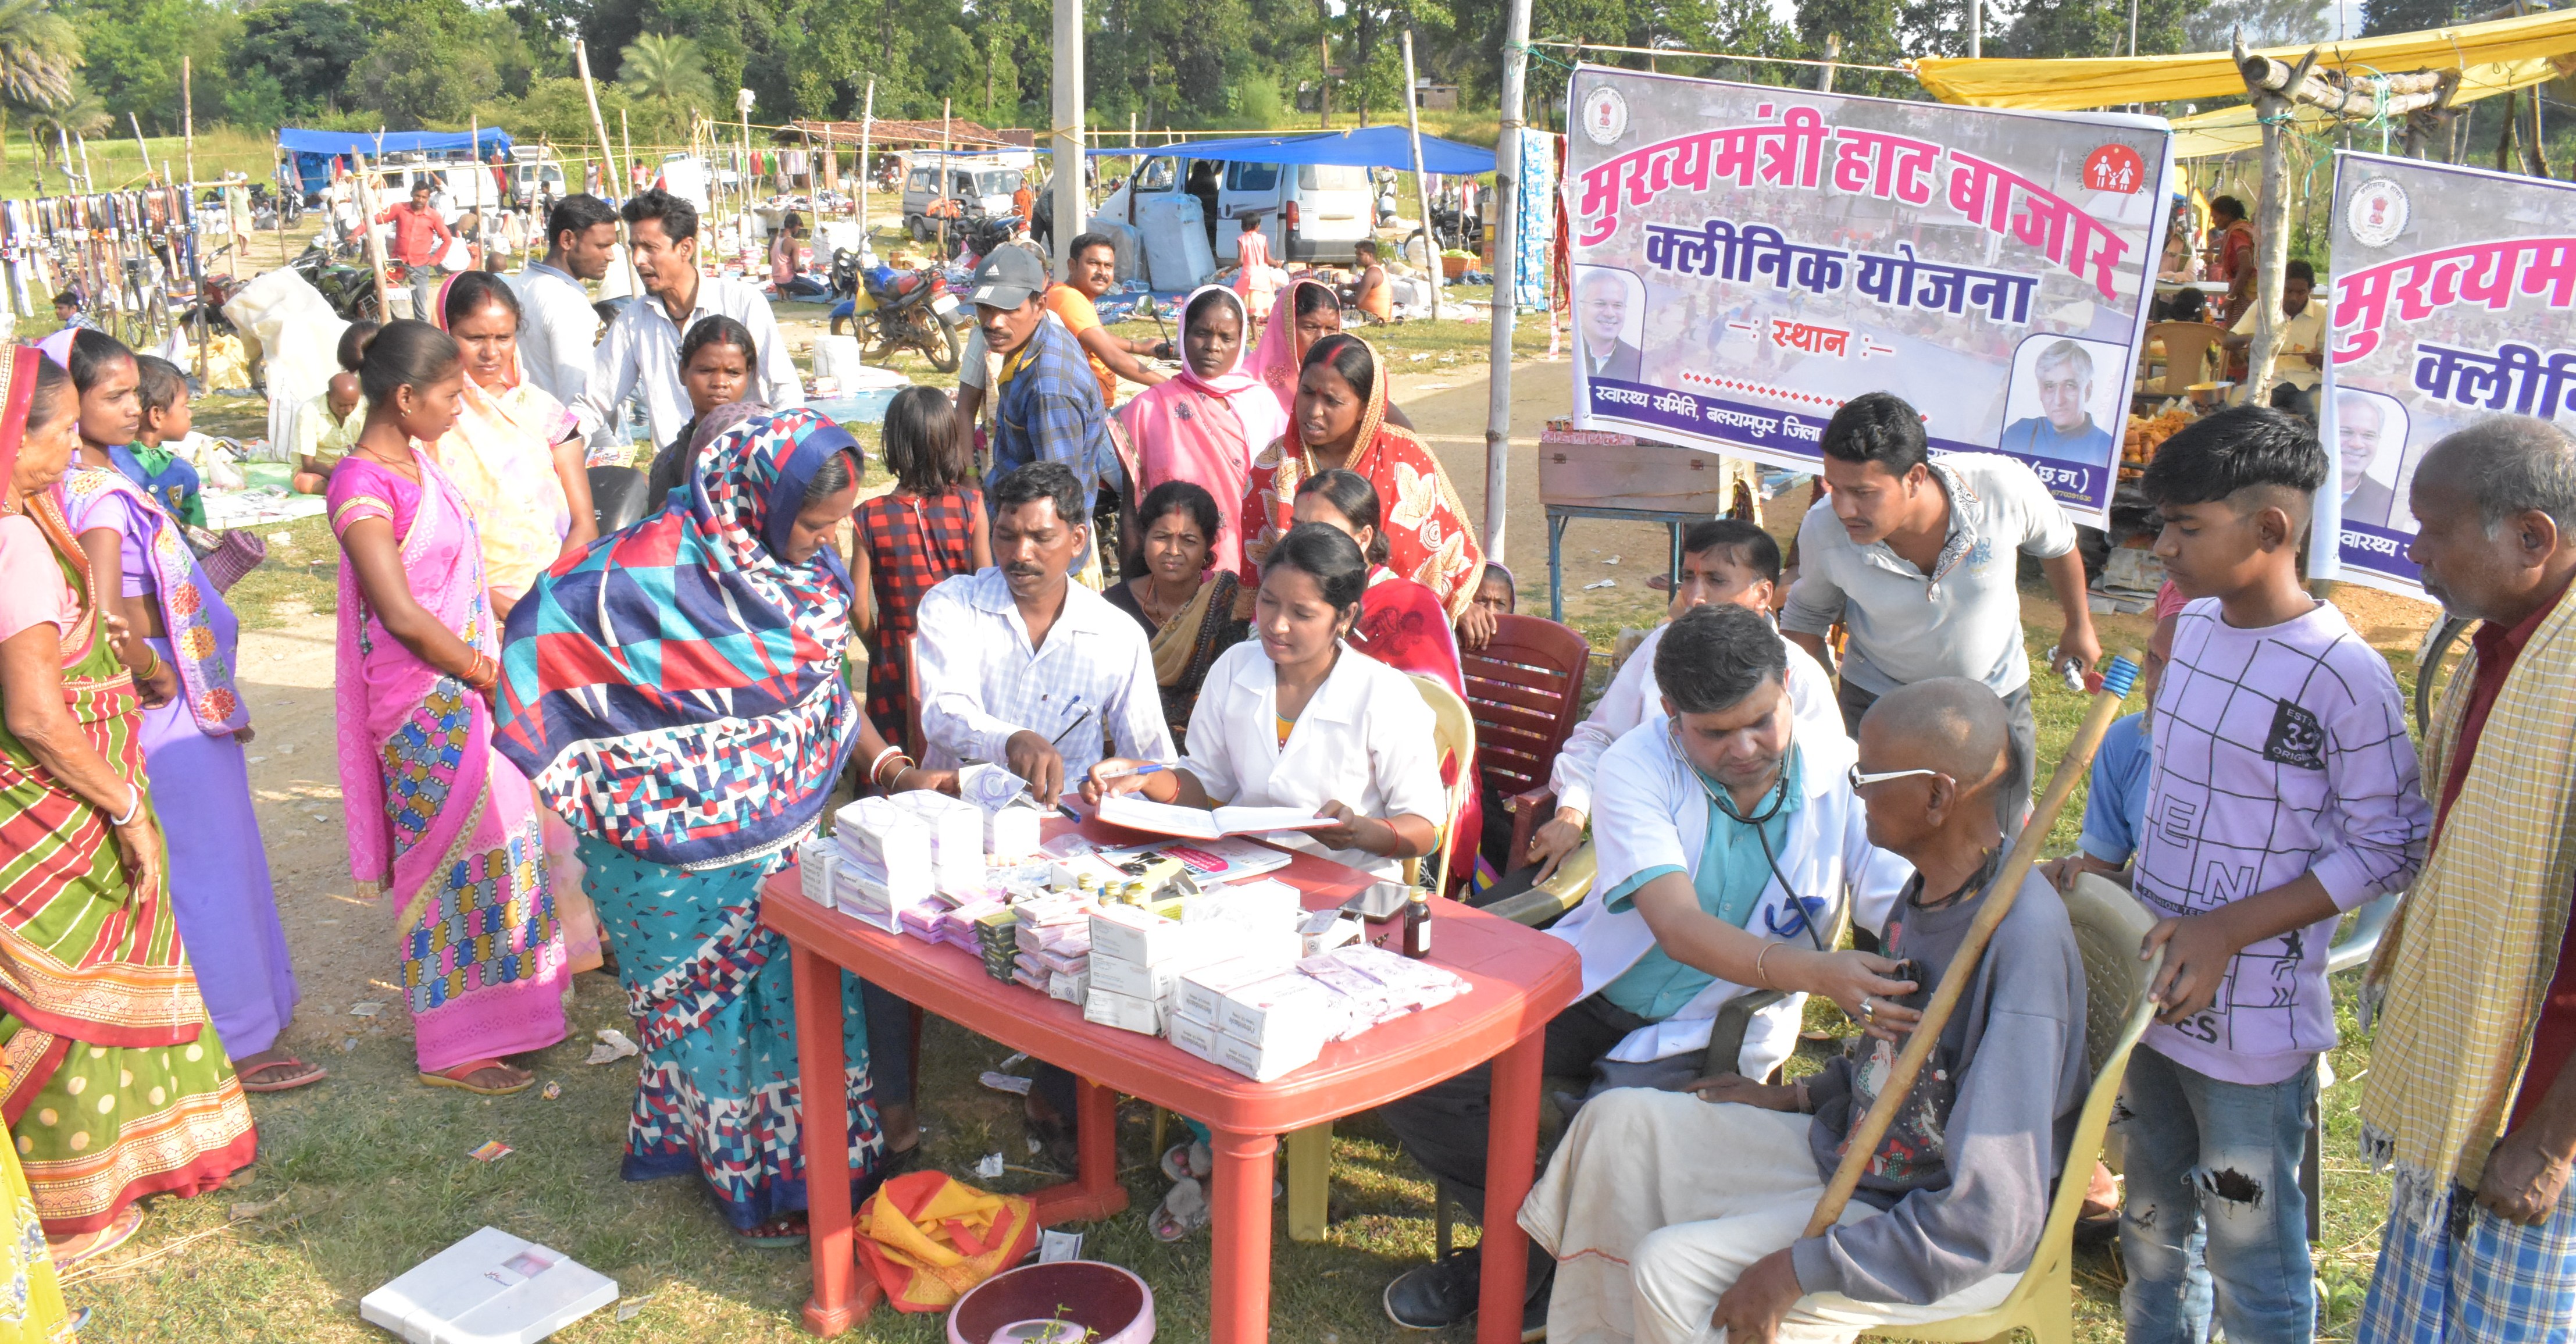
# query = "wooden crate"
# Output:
<box><xmin>1537</xmin><ymin>437</ymin><xmax>1739</xmax><ymax>515</ymax></box>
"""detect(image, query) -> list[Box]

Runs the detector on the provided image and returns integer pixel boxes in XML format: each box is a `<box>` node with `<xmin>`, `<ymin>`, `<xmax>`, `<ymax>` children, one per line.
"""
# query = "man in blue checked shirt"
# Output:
<box><xmin>970</xmin><ymin>247</ymin><xmax>1125</xmax><ymax>576</ymax></box>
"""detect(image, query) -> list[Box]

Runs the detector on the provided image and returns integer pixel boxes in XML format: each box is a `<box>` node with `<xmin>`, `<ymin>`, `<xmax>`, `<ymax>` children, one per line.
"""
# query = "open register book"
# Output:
<box><xmin>1093</xmin><ymin>794</ymin><xmax>1335</xmax><ymax>842</ymax></box>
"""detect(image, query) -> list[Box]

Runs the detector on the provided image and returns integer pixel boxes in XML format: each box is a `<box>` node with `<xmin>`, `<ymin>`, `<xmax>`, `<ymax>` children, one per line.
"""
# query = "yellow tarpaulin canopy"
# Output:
<box><xmin>1913</xmin><ymin>6</ymin><xmax>2576</xmax><ymax>110</ymax></box>
<box><xmin>2169</xmin><ymin>55</ymin><xmax>2571</xmax><ymax>156</ymax></box>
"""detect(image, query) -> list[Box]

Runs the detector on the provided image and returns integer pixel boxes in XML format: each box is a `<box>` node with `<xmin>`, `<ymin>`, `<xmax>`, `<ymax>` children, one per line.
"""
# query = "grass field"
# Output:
<box><xmin>67</xmin><ymin>555</ymin><xmax>2433</xmax><ymax>1342</ymax></box>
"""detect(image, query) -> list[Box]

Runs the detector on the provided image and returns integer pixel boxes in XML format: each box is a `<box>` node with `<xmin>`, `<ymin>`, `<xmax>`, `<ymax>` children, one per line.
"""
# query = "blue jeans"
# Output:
<box><xmin>2118</xmin><ymin>1044</ymin><xmax>2318</xmax><ymax>1344</ymax></box>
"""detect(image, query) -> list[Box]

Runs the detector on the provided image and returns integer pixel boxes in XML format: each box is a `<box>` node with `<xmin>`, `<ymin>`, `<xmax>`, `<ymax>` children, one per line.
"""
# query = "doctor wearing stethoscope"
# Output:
<box><xmin>1549</xmin><ymin>603</ymin><xmax>1925</xmax><ymax>1079</ymax></box>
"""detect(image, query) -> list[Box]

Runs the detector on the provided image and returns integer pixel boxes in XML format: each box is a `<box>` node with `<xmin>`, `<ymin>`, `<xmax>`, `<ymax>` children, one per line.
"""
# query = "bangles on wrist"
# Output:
<box><xmin>872</xmin><ymin>750</ymin><xmax>916</xmax><ymax>792</ymax></box>
<box><xmin>108</xmin><ymin>787</ymin><xmax>144</xmax><ymax>829</ymax></box>
<box><xmin>1755</xmin><ymin>941</ymin><xmax>1782</xmax><ymax>990</ymax></box>
<box><xmin>135</xmin><ymin>649</ymin><xmax>163</xmax><ymax>682</ymax></box>
<box><xmin>462</xmin><ymin>653</ymin><xmax>499</xmax><ymax>693</ymax></box>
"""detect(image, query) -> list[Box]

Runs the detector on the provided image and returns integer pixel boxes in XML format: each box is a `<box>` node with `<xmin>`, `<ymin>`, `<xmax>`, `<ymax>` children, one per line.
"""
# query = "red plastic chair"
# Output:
<box><xmin>1459</xmin><ymin>614</ymin><xmax>1593</xmax><ymax>878</ymax></box>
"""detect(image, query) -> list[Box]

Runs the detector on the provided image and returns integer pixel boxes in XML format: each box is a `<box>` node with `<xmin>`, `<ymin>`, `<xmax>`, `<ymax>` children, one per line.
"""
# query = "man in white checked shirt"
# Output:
<box><xmin>914</xmin><ymin>461</ymin><xmax>1172</xmax><ymax>805</ymax></box>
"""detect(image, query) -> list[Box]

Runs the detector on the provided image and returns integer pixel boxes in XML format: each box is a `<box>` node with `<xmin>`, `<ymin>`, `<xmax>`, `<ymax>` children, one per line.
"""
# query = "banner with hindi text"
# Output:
<box><xmin>2317</xmin><ymin>152</ymin><xmax>2576</xmax><ymax>598</ymax></box>
<box><xmin>1562</xmin><ymin>66</ymin><xmax>2172</xmax><ymax>526</ymax></box>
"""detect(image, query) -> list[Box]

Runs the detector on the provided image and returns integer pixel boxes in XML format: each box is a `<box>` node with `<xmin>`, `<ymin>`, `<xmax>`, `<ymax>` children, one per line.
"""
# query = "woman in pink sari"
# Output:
<box><xmin>1251</xmin><ymin>277</ymin><xmax>1347</xmax><ymax>418</ymax></box>
<box><xmin>328</xmin><ymin>320</ymin><xmax>568</xmax><ymax>1096</ymax></box>
<box><xmin>1287</xmin><ymin>465</ymin><xmax>1481</xmax><ymax>890</ymax></box>
<box><xmin>1116</xmin><ymin>285</ymin><xmax>1285</xmax><ymax>579</ymax></box>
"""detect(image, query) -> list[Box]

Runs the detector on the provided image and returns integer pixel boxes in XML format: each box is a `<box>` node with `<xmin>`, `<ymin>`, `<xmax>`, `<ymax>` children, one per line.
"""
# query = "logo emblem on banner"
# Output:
<box><xmin>1580</xmin><ymin>85</ymin><xmax>1629</xmax><ymax>145</ymax></box>
<box><xmin>2082</xmin><ymin>145</ymin><xmax>2146</xmax><ymax>194</ymax></box>
<box><xmin>2348</xmin><ymin>178</ymin><xmax>2410</xmax><ymax>247</ymax></box>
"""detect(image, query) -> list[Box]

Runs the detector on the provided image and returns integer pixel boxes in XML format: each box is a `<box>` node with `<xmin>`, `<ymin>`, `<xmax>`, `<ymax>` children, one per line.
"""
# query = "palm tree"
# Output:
<box><xmin>619</xmin><ymin>33</ymin><xmax>715</xmax><ymax>116</ymax></box>
<box><xmin>0</xmin><ymin>0</ymin><xmax>79</xmax><ymax>170</ymax></box>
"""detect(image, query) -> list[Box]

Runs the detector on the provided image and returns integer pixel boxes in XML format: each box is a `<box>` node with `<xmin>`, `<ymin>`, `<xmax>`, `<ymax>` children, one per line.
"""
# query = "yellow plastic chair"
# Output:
<box><xmin>1282</xmin><ymin>673</ymin><xmax>1479</xmax><ymax>1242</ymax></box>
<box><xmin>1864</xmin><ymin>873</ymin><xmax>2160</xmax><ymax>1344</ymax></box>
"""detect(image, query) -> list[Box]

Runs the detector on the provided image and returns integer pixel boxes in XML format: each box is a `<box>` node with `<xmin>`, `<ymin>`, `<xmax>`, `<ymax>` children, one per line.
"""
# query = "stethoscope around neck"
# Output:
<box><xmin>1667</xmin><ymin>722</ymin><xmax>1833</xmax><ymax>954</ymax></box>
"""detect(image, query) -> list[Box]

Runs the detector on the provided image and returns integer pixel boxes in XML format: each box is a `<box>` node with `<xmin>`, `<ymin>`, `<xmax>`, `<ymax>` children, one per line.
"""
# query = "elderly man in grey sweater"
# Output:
<box><xmin>1519</xmin><ymin>678</ymin><xmax>2088</xmax><ymax>1344</ymax></box>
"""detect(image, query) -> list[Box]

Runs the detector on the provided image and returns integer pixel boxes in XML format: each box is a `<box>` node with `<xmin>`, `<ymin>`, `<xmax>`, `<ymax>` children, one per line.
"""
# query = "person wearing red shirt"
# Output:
<box><xmin>2359</xmin><ymin>415</ymin><xmax>2576</xmax><ymax>1343</ymax></box>
<box><xmin>2206</xmin><ymin>194</ymin><xmax>2255</xmax><ymax>286</ymax></box>
<box><xmin>376</xmin><ymin>180</ymin><xmax>455</xmax><ymax>320</ymax></box>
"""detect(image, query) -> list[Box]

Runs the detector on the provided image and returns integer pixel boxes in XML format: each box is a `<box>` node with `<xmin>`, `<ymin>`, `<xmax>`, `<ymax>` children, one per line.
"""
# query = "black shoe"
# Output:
<box><xmin>1384</xmin><ymin>1247</ymin><xmax>1554</xmax><ymax>1335</ymax></box>
<box><xmin>1384</xmin><ymin>1247</ymin><xmax>1482</xmax><ymax>1330</ymax></box>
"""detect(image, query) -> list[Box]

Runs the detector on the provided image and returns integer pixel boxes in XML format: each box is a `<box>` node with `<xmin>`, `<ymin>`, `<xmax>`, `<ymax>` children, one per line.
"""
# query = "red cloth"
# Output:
<box><xmin>2436</xmin><ymin>575</ymin><xmax>2576</xmax><ymax>1131</ymax></box>
<box><xmin>2217</xmin><ymin>222</ymin><xmax>2255</xmax><ymax>283</ymax></box>
<box><xmin>374</xmin><ymin>202</ymin><xmax>453</xmax><ymax>268</ymax></box>
<box><xmin>1350</xmin><ymin>568</ymin><xmax>1481</xmax><ymax>892</ymax></box>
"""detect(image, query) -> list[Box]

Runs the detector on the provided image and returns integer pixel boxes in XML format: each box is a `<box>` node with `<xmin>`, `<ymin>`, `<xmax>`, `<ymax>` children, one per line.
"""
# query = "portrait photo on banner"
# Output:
<box><xmin>2328</xmin><ymin>387</ymin><xmax>2412</xmax><ymax>533</ymax></box>
<box><xmin>1574</xmin><ymin>264</ymin><xmax>1647</xmax><ymax>387</ymax></box>
<box><xmin>1997</xmin><ymin>334</ymin><xmax>2126</xmax><ymax>468</ymax></box>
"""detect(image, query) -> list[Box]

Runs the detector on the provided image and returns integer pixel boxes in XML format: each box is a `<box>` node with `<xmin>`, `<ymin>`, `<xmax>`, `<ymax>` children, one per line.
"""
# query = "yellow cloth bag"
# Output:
<box><xmin>855</xmin><ymin>1170</ymin><xmax>1039</xmax><ymax>1313</ymax></box>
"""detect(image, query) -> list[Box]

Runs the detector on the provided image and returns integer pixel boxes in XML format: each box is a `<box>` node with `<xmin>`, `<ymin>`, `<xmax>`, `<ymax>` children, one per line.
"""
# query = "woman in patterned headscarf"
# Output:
<box><xmin>0</xmin><ymin>344</ymin><xmax>255</xmax><ymax>1265</ymax></box>
<box><xmin>495</xmin><ymin>409</ymin><xmax>943</xmax><ymax>1244</ymax></box>
<box><xmin>1237</xmin><ymin>333</ymin><xmax>1491</xmax><ymax>647</ymax></box>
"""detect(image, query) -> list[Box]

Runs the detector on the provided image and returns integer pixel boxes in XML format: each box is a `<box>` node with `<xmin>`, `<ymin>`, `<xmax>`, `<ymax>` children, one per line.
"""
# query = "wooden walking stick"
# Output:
<box><xmin>1801</xmin><ymin>649</ymin><xmax>2145</xmax><ymax>1238</ymax></box>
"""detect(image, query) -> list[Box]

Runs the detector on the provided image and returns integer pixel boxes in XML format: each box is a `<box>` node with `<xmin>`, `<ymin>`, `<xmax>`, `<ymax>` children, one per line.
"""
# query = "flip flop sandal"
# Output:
<box><xmin>419</xmin><ymin>1060</ymin><xmax>533</xmax><ymax>1096</ymax></box>
<box><xmin>734</xmin><ymin>1215</ymin><xmax>809</xmax><ymax>1249</ymax></box>
<box><xmin>1159</xmin><ymin>1142</ymin><xmax>1211</xmax><ymax>1182</ymax></box>
<box><xmin>1150</xmin><ymin>1178</ymin><xmax>1208</xmax><ymax>1243</ymax></box>
<box><xmin>237</xmin><ymin>1058</ymin><xmax>329</xmax><ymax>1093</ymax></box>
<box><xmin>51</xmin><ymin>1204</ymin><xmax>144</xmax><ymax>1270</ymax></box>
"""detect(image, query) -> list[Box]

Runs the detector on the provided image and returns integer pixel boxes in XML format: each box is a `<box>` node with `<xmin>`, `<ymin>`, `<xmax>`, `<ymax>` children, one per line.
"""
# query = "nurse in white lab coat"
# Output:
<box><xmin>1084</xmin><ymin>522</ymin><xmax>1447</xmax><ymax>883</ymax></box>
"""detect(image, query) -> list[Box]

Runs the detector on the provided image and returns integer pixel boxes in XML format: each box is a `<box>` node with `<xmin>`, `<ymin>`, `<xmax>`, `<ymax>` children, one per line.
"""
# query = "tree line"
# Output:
<box><xmin>22</xmin><ymin>0</ymin><xmax>2450</xmax><ymax>158</ymax></box>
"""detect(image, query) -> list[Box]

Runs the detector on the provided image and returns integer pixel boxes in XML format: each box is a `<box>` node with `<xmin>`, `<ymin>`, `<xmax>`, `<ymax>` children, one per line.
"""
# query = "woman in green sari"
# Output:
<box><xmin>0</xmin><ymin>345</ymin><xmax>255</xmax><ymax>1264</ymax></box>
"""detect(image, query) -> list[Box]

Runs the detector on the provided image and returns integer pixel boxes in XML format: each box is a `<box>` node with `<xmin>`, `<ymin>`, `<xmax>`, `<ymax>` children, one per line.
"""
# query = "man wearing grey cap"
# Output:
<box><xmin>971</xmin><ymin>247</ymin><xmax>1123</xmax><ymax>576</ymax></box>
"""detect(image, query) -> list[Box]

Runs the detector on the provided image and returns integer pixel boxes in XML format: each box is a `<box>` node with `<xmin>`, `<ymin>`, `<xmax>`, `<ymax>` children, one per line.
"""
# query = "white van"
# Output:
<box><xmin>1098</xmin><ymin>155</ymin><xmax>1373</xmax><ymax>265</ymax></box>
<box><xmin>901</xmin><ymin>158</ymin><xmax>1027</xmax><ymax>238</ymax></box>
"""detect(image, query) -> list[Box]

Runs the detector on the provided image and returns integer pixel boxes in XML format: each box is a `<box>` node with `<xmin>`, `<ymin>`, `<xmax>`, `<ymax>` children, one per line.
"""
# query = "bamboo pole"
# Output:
<box><xmin>1482</xmin><ymin>0</ymin><xmax>1529</xmax><ymax>563</ymax></box>
<box><xmin>1400</xmin><ymin>28</ymin><xmax>1440</xmax><ymax>325</ymax></box>
<box><xmin>353</xmin><ymin>159</ymin><xmax>392</xmax><ymax>321</ymax></box>
<box><xmin>1803</xmin><ymin>653</ymin><xmax>2143</xmax><ymax>1235</ymax></box>
<box><xmin>128</xmin><ymin>112</ymin><xmax>153</xmax><ymax>187</ymax></box>
<box><xmin>573</xmin><ymin>41</ymin><xmax>626</xmax><ymax>192</ymax></box>
<box><xmin>939</xmin><ymin>97</ymin><xmax>952</xmax><ymax>258</ymax></box>
<box><xmin>2234</xmin><ymin>40</ymin><xmax>2314</xmax><ymax>414</ymax></box>
<box><xmin>859</xmin><ymin>80</ymin><xmax>875</xmax><ymax>236</ymax></box>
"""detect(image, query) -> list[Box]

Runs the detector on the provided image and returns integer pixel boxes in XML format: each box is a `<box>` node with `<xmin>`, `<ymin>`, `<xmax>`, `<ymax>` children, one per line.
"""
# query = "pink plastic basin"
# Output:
<box><xmin>946</xmin><ymin>1261</ymin><xmax>1155</xmax><ymax>1344</ymax></box>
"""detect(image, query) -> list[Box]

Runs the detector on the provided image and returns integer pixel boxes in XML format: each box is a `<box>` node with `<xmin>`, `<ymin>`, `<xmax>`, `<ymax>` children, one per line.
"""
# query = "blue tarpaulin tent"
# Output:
<box><xmin>1087</xmin><ymin>125</ymin><xmax>1496</xmax><ymax>176</ymax></box>
<box><xmin>278</xmin><ymin>127</ymin><xmax>515</xmax><ymax>198</ymax></box>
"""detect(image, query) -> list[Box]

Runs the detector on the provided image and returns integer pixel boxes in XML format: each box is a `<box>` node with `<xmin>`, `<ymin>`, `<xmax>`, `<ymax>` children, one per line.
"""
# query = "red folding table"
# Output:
<box><xmin>761</xmin><ymin>815</ymin><xmax>1581</xmax><ymax>1342</ymax></box>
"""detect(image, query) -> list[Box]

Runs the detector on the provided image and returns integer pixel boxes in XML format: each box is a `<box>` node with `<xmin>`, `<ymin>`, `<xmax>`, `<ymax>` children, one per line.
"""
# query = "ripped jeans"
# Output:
<box><xmin>2117</xmin><ymin>1044</ymin><xmax>2318</xmax><ymax>1344</ymax></box>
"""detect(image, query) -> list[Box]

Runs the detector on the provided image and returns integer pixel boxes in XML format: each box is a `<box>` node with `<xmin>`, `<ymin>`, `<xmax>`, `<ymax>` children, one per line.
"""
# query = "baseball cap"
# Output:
<box><xmin>968</xmin><ymin>247</ymin><xmax>1050</xmax><ymax>309</ymax></box>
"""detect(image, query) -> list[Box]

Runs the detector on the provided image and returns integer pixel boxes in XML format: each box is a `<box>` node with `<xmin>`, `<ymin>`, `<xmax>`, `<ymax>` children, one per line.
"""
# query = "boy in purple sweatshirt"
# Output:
<box><xmin>2125</xmin><ymin>406</ymin><xmax>2431</xmax><ymax>1344</ymax></box>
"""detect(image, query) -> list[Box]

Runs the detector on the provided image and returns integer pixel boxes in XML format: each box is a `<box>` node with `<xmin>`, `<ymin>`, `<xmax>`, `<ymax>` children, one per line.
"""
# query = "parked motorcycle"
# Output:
<box><xmin>287</xmin><ymin>241</ymin><xmax>381</xmax><ymax>322</ymax></box>
<box><xmin>834</xmin><ymin>256</ymin><xmax>961</xmax><ymax>373</ymax></box>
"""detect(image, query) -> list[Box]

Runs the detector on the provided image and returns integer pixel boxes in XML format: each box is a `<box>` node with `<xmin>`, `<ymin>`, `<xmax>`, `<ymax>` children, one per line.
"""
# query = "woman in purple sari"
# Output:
<box><xmin>327</xmin><ymin>320</ymin><xmax>568</xmax><ymax>1096</ymax></box>
<box><xmin>56</xmin><ymin>333</ymin><xmax>310</xmax><ymax>1090</ymax></box>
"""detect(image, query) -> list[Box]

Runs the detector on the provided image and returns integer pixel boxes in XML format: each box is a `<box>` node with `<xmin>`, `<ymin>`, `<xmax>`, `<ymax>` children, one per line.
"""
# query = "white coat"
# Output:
<box><xmin>1549</xmin><ymin>718</ymin><xmax>1913</xmax><ymax>1072</ymax></box>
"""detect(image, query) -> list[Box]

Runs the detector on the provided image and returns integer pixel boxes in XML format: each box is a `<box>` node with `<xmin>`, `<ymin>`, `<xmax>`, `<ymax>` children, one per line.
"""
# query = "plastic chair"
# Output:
<box><xmin>1869</xmin><ymin>873</ymin><xmax>2161</xmax><ymax>1344</ymax></box>
<box><xmin>1283</xmin><ymin>673</ymin><xmax>1476</xmax><ymax>1241</ymax></box>
<box><xmin>1458</xmin><ymin>615</ymin><xmax>1593</xmax><ymax>868</ymax></box>
<box><xmin>2136</xmin><ymin>322</ymin><xmax>2227</xmax><ymax>402</ymax></box>
<box><xmin>1403</xmin><ymin>673</ymin><xmax>1478</xmax><ymax>893</ymax></box>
